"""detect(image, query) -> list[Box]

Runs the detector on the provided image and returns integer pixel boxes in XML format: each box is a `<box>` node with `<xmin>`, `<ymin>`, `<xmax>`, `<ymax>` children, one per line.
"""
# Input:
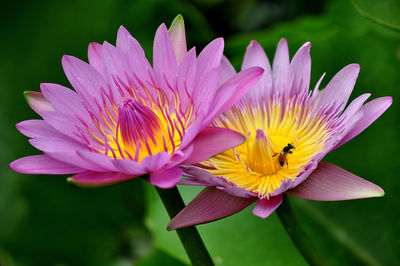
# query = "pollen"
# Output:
<box><xmin>200</xmin><ymin>92</ymin><xmax>333</xmax><ymax>198</ymax></box>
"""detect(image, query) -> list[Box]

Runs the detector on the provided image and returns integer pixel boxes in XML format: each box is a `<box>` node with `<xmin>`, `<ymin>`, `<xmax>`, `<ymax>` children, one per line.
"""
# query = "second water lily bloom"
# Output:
<box><xmin>168</xmin><ymin>39</ymin><xmax>392</xmax><ymax>230</ymax></box>
<box><xmin>10</xmin><ymin>16</ymin><xmax>264</xmax><ymax>188</ymax></box>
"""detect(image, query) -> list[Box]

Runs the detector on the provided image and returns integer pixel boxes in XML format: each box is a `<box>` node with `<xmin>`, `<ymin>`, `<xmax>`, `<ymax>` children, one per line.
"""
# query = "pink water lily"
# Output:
<box><xmin>10</xmin><ymin>16</ymin><xmax>264</xmax><ymax>188</ymax></box>
<box><xmin>168</xmin><ymin>39</ymin><xmax>392</xmax><ymax>230</ymax></box>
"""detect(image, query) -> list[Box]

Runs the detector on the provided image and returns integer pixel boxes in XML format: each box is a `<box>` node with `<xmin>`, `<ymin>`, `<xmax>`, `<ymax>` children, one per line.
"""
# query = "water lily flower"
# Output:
<box><xmin>10</xmin><ymin>16</ymin><xmax>264</xmax><ymax>188</ymax></box>
<box><xmin>168</xmin><ymin>39</ymin><xmax>392</xmax><ymax>230</ymax></box>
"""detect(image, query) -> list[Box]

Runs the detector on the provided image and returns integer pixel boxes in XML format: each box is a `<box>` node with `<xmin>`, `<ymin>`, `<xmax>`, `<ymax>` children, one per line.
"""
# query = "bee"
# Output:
<box><xmin>273</xmin><ymin>143</ymin><xmax>296</xmax><ymax>167</ymax></box>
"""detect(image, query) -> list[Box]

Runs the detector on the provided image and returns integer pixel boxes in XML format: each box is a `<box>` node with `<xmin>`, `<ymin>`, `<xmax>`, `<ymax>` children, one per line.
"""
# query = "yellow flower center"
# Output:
<box><xmin>200</xmin><ymin>94</ymin><xmax>331</xmax><ymax>198</ymax></box>
<box><xmin>80</xmin><ymin>84</ymin><xmax>193</xmax><ymax>162</ymax></box>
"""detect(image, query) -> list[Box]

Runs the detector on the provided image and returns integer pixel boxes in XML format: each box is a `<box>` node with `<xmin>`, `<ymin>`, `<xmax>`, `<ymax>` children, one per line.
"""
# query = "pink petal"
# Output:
<box><xmin>141</xmin><ymin>152</ymin><xmax>170</xmax><ymax>172</ymax></box>
<box><xmin>287</xmin><ymin>161</ymin><xmax>384</xmax><ymax>201</ymax></box>
<box><xmin>68</xmin><ymin>171</ymin><xmax>135</xmax><ymax>187</ymax></box>
<box><xmin>193</xmin><ymin>66</ymin><xmax>221</xmax><ymax>112</ymax></box>
<box><xmin>47</xmin><ymin>151</ymin><xmax>113</xmax><ymax>172</ymax></box>
<box><xmin>16</xmin><ymin>119</ymin><xmax>59</xmax><ymax>138</ymax></box>
<box><xmin>40</xmin><ymin>83</ymin><xmax>88</xmax><ymax>119</ymax></box>
<box><xmin>219</xmin><ymin>55</ymin><xmax>236</xmax><ymax>86</ymax></box>
<box><xmin>10</xmin><ymin>155</ymin><xmax>83</xmax><ymax>174</ymax></box>
<box><xmin>334</xmin><ymin>96</ymin><xmax>392</xmax><ymax>149</ymax></box>
<box><xmin>272</xmin><ymin>38</ymin><xmax>290</xmax><ymax>91</ymax></box>
<box><xmin>62</xmin><ymin>55</ymin><xmax>105</xmax><ymax>109</ymax></box>
<box><xmin>168</xmin><ymin>14</ymin><xmax>187</xmax><ymax>64</ymax></box>
<box><xmin>24</xmin><ymin>91</ymin><xmax>53</xmax><ymax>115</ymax></box>
<box><xmin>112</xmin><ymin>158</ymin><xmax>147</xmax><ymax>176</ymax></box>
<box><xmin>116</xmin><ymin>26</ymin><xmax>146</xmax><ymax>57</ymax></box>
<box><xmin>168</xmin><ymin>145</ymin><xmax>194</xmax><ymax>167</ymax></box>
<box><xmin>153</xmin><ymin>23</ymin><xmax>178</xmax><ymax>90</ymax></box>
<box><xmin>167</xmin><ymin>187</ymin><xmax>256</xmax><ymax>230</ymax></box>
<box><xmin>150</xmin><ymin>166</ymin><xmax>183</xmax><ymax>188</ymax></box>
<box><xmin>317</xmin><ymin>64</ymin><xmax>360</xmax><ymax>113</ymax></box>
<box><xmin>177</xmin><ymin>48</ymin><xmax>197</xmax><ymax>105</ymax></box>
<box><xmin>116</xmin><ymin>26</ymin><xmax>155</xmax><ymax>93</ymax></box>
<box><xmin>290</xmin><ymin>42</ymin><xmax>311</xmax><ymax>93</ymax></box>
<box><xmin>195</xmin><ymin>38</ymin><xmax>224</xmax><ymax>84</ymax></box>
<box><xmin>252</xmin><ymin>194</ymin><xmax>283</xmax><ymax>218</ymax></box>
<box><xmin>88</xmin><ymin>42</ymin><xmax>104</xmax><ymax>76</ymax></box>
<box><xmin>183</xmin><ymin>127</ymin><xmax>245</xmax><ymax>164</ymax></box>
<box><xmin>241</xmin><ymin>40</ymin><xmax>272</xmax><ymax>97</ymax></box>
<box><xmin>29</xmin><ymin>136</ymin><xmax>87</xmax><ymax>153</ymax></box>
<box><xmin>202</xmin><ymin>66</ymin><xmax>264</xmax><ymax>128</ymax></box>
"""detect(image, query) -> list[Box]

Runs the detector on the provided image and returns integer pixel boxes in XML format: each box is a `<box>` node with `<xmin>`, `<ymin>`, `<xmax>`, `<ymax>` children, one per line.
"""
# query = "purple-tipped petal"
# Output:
<box><xmin>196</xmin><ymin>38</ymin><xmax>224</xmax><ymax>84</ymax></box>
<box><xmin>16</xmin><ymin>120</ymin><xmax>59</xmax><ymax>138</ymax></box>
<box><xmin>10</xmin><ymin>155</ymin><xmax>83</xmax><ymax>174</ymax></box>
<box><xmin>241</xmin><ymin>40</ymin><xmax>272</xmax><ymax>97</ymax></box>
<box><xmin>177</xmin><ymin>47</ymin><xmax>197</xmax><ymax>100</ymax></box>
<box><xmin>24</xmin><ymin>91</ymin><xmax>53</xmax><ymax>115</ymax></box>
<box><xmin>202</xmin><ymin>66</ymin><xmax>264</xmax><ymax>127</ymax></box>
<box><xmin>290</xmin><ymin>42</ymin><xmax>311</xmax><ymax>93</ymax></box>
<box><xmin>287</xmin><ymin>161</ymin><xmax>384</xmax><ymax>201</ymax></box>
<box><xmin>317</xmin><ymin>64</ymin><xmax>360</xmax><ymax>112</ymax></box>
<box><xmin>40</xmin><ymin>83</ymin><xmax>88</xmax><ymax>119</ymax></box>
<box><xmin>68</xmin><ymin>171</ymin><xmax>134</xmax><ymax>188</ymax></box>
<box><xmin>272</xmin><ymin>38</ymin><xmax>290</xmax><ymax>90</ymax></box>
<box><xmin>167</xmin><ymin>187</ymin><xmax>256</xmax><ymax>230</ymax></box>
<box><xmin>153</xmin><ymin>23</ymin><xmax>178</xmax><ymax>89</ymax></box>
<box><xmin>219</xmin><ymin>55</ymin><xmax>236</xmax><ymax>86</ymax></box>
<box><xmin>334</xmin><ymin>96</ymin><xmax>392</xmax><ymax>149</ymax></box>
<box><xmin>183</xmin><ymin>127</ymin><xmax>245</xmax><ymax>164</ymax></box>
<box><xmin>150</xmin><ymin>166</ymin><xmax>183</xmax><ymax>188</ymax></box>
<box><xmin>62</xmin><ymin>55</ymin><xmax>105</xmax><ymax>108</ymax></box>
<box><xmin>88</xmin><ymin>42</ymin><xmax>104</xmax><ymax>75</ymax></box>
<box><xmin>168</xmin><ymin>14</ymin><xmax>187</xmax><ymax>64</ymax></box>
<box><xmin>252</xmin><ymin>195</ymin><xmax>283</xmax><ymax>219</ymax></box>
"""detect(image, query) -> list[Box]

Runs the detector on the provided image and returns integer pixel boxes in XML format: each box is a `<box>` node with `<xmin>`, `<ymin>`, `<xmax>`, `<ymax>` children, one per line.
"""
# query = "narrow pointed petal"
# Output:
<box><xmin>10</xmin><ymin>155</ymin><xmax>83</xmax><ymax>174</ymax></box>
<box><xmin>150</xmin><ymin>166</ymin><xmax>183</xmax><ymax>188</ymax></box>
<box><xmin>202</xmin><ymin>66</ymin><xmax>264</xmax><ymax>127</ymax></box>
<box><xmin>88</xmin><ymin>42</ymin><xmax>104</xmax><ymax>75</ymax></box>
<box><xmin>168</xmin><ymin>14</ymin><xmax>187</xmax><ymax>64</ymax></box>
<box><xmin>317</xmin><ymin>64</ymin><xmax>360</xmax><ymax>112</ymax></box>
<box><xmin>272</xmin><ymin>38</ymin><xmax>290</xmax><ymax>90</ymax></box>
<box><xmin>153</xmin><ymin>23</ymin><xmax>178</xmax><ymax>89</ymax></box>
<box><xmin>183</xmin><ymin>127</ymin><xmax>245</xmax><ymax>164</ymax></box>
<box><xmin>241</xmin><ymin>40</ymin><xmax>272</xmax><ymax>97</ymax></box>
<box><xmin>16</xmin><ymin>120</ymin><xmax>58</xmax><ymax>138</ymax></box>
<box><xmin>68</xmin><ymin>171</ymin><xmax>134</xmax><ymax>188</ymax></box>
<box><xmin>252</xmin><ymin>195</ymin><xmax>283</xmax><ymax>218</ymax></box>
<box><xmin>167</xmin><ymin>187</ymin><xmax>256</xmax><ymax>230</ymax></box>
<box><xmin>40</xmin><ymin>83</ymin><xmax>88</xmax><ymax>118</ymax></box>
<box><xmin>334</xmin><ymin>96</ymin><xmax>392</xmax><ymax>149</ymax></box>
<box><xmin>24</xmin><ymin>91</ymin><xmax>53</xmax><ymax>115</ymax></box>
<box><xmin>290</xmin><ymin>42</ymin><xmax>311</xmax><ymax>93</ymax></box>
<box><xmin>287</xmin><ymin>162</ymin><xmax>384</xmax><ymax>201</ymax></box>
<box><xmin>196</xmin><ymin>38</ymin><xmax>224</xmax><ymax>84</ymax></box>
<box><xmin>219</xmin><ymin>55</ymin><xmax>236</xmax><ymax>86</ymax></box>
<box><xmin>62</xmin><ymin>55</ymin><xmax>105</xmax><ymax>107</ymax></box>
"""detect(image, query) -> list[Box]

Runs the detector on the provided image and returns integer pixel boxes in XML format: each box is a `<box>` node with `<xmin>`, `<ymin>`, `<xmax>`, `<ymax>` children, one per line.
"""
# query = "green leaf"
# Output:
<box><xmin>351</xmin><ymin>0</ymin><xmax>400</xmax><ymax>30</ymax></box>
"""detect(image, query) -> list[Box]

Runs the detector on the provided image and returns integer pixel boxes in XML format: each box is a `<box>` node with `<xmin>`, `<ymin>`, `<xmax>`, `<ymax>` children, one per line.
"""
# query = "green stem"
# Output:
<box><xmin>156</xmin><ymin>186</ymin><xmax>214</xmax><ymax>266</ymax></box>
<box><xmin>276</xmin><ymin>195</ymin><xmax>327</xmax><ymax>266</ymax></box>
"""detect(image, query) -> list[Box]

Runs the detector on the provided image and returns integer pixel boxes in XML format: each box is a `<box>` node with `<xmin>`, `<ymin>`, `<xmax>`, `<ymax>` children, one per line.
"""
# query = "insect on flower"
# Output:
<box><xmin>167</xmin><ymin>39</ymin><xmax>392</xmax><ymax>230</ymax></box>
<box><xmin>273</xmin><ymin>141</ymin><xmax>296</xmax><ymax>167</ymax></box>
<box><xmin>9</xmin><ymin>15</ymin><xmax>264</xmax><ymax>188</ymax></box>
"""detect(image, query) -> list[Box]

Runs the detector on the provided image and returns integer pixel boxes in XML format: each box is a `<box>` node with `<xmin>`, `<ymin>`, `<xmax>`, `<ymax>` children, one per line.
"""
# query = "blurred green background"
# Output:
<box><xmin>1</xmin><ymin>0</ymin><xmax>399</xmax><ymax>265</ymax></box>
